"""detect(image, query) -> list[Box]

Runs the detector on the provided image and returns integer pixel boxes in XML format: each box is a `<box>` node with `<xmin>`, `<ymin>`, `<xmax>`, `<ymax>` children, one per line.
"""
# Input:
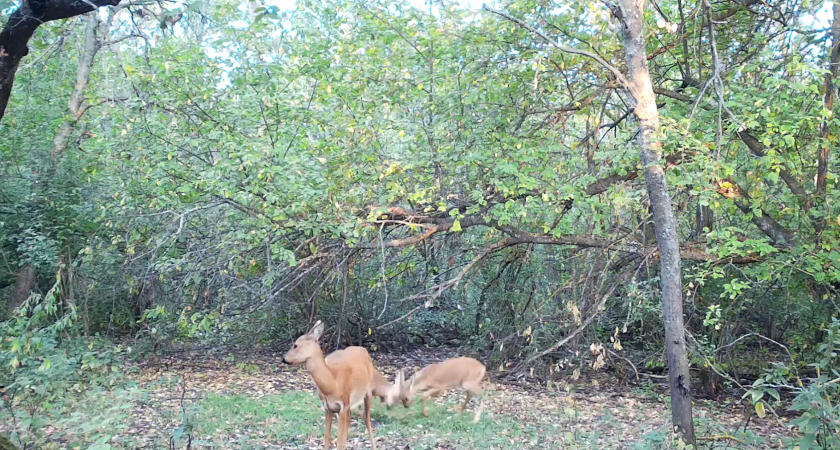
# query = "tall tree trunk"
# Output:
<box><xmin>615</xmin><ymin>0</ymin><xmax>696</xmax><ymax>445</ymax></box>
<box><xmin>816</xmin><ymin>2</ymin><xmax>840</xmax><ymax>233</ymax></box>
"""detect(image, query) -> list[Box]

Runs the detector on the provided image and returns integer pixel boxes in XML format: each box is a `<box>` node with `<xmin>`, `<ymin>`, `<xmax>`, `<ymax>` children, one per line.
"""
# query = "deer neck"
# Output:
<box><xmin>305</xmin><ymin>351</ymin><xmax>340</xmax><ymax>398</ymax></box>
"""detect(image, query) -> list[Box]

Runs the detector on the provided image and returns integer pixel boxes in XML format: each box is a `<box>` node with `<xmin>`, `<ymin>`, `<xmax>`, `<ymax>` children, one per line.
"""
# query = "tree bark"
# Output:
<box><xmin>0</xmin><ymin>0</ymin><xmax>119</xmax><ymax>122</ymax></box>
<box><xmin>615</xmin><ymin>0</ymin><xmax>696</xmax><ymax>445</ymax></box>
<box><xmin>8</xmin><ymin>264</ymin><xmax>35</xmax><ymax>316</ymax></box>
<box><xmin>816</xmin><ymin>1</ymin><xmax>840</xmax><ymax>231</ymax></box>
<box><xmin>51</xmin><ymin>13</ymin><xmax>102</xmax><ymax>161</ymax></box>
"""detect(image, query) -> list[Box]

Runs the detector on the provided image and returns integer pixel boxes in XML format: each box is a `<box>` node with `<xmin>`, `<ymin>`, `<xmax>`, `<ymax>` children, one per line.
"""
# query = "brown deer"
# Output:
<box><xmin>373</xmin><ymin>369</ymin><xmax>406</xmax><ymax>409</ymax></box>
<box><xmin>401</xmin><ymin>356</ymin><xmax>486</xmax><ymax>422</ymax></box>
<box><xmin>283</xmin><ymin>320</ymin><xmax>399</xmax><ymax>450</ymax></box>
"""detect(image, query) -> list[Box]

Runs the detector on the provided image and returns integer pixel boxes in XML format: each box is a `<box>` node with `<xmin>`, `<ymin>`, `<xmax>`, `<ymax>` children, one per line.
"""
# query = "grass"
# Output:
<box><xmin>181</xmin><ymin>391</ymin><xmax>555</xmax><ymax>449</ymax></box>
<box><xmin>188</xmin><ymin>391</ymin><xmax>322</xmax><ymax>446</ymax></box>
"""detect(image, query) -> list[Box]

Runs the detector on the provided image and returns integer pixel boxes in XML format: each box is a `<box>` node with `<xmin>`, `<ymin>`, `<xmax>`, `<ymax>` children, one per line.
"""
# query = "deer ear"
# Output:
<box><xmin>396</xmin><ymin>369</ymin><xmax>404</xmax><ymax>387</ymax></box>
<box><xmin>309</xmin><ymin>320</ymin><xmax>325</xmax><ymax>340</ymax></box>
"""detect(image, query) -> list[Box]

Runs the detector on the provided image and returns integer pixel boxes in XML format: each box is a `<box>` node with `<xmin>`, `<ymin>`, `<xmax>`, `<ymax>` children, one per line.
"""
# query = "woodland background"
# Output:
<box><xmin>1</xmin><ymin>0</ymin><xmax>840</xmax><ymax>448</ymax></box>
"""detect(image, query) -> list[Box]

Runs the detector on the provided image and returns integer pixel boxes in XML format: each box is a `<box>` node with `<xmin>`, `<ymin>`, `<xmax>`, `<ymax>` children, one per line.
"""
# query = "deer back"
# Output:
<box><xmin>323</xmin><ymin>346</ymin><xmax>377</xmax><ymax>410</ymax></box>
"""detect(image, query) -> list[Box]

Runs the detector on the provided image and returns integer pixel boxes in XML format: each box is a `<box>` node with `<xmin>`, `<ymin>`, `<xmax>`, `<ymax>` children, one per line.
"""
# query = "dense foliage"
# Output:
<box><xmin>2</xmin><ymin>0</ymin><xmax>840</xmax><ymax>447</ymax></box>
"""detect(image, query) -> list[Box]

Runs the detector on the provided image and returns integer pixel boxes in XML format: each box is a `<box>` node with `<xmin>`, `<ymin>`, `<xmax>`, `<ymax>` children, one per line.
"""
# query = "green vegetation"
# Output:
<box><xmin>2</xmin><ymin>0</ymin><xmax>840</xmax><ymax>447</ymax></box>
<box><xmin>184</xmin><ymin>391</ymin><xmax>545</xmax><ymax>449</ymax></box>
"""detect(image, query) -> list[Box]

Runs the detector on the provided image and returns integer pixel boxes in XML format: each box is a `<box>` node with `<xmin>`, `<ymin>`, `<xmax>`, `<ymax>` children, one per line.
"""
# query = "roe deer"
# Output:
<box><xmin>372</xmin><ymin>369</ymin><xmax>406</xmax><ymax>409</ymax></box>
<box><xmin>283</xmin><ymin>320</ymin><xmax>397</xmax><ymax>450</ymax></box>
<box><xmin>402</xmin><ymin>356</ymin><xmax>486</xmax><ymax>422</ymax></box>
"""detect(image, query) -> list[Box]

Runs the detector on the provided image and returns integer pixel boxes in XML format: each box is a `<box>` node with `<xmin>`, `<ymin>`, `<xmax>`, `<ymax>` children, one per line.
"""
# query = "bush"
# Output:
<box><xmin>0</xmin><ymin>276</ymin><xmax>141</xmax><ymax>449</ymax></box>
<box><xmin>748</xmin><ymin>318</ymin><xmax>840</xmax><ymax>450</ymax></box>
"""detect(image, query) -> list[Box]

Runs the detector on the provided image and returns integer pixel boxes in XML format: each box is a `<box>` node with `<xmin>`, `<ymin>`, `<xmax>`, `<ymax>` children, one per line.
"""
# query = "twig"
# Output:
<box><xmin>606</xmin><ymin>348</ymin><xmax>640</xmax><ymax>381</ymax></box>
<box><xmin>483</xmin><ymin>6</ymin><xmax>635</xmax><ymax>97</ymax></box>
<box><xmin>377</xmin><ymin>222</ymin><xmax>389</xmax><ymax>320</ymax></box>
<box><xmin>714</xmin><ymin>331</ymin><xmax>796</xmax><ymax>370</ymax></box>
<box><xmin>522</xmin><ymin>257</ymin><xmax>647</xmax><ymax>366</ymax></box>
<box><xmin>376</xmin><ymin>304</ymin><xmax>425</xmax><ymax>330</ymax></box>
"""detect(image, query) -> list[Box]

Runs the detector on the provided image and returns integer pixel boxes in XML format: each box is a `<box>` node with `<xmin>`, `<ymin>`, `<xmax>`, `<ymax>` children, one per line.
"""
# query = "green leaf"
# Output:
<box><xmin>754</xmin><ymin>401</ymin><xmax>766</xmax><ymax>418</ymax></box>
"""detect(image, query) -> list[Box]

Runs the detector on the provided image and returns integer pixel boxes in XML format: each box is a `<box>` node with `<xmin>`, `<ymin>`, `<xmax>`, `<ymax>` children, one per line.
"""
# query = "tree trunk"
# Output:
<box><xmin>0</xmin><ymin>0</ymin><xmax>120</xmax><ymax>122</ymax></box>
<box><xmin>816</xmin><ymin>1</ymin><xmax>840</xmax><ymax>233</ymax></box>
<box><xmin>51</xmin><ymin>13</ymin><xmax>102</xmax><ymax>161</ymax></box>
<box><xmin>8</xmin><ymin>264</ymin><xmax>35</xmax><ymax>316</ymax></box>
<box><xmin>615</xmin><ymin>0</ymin><xmax>696</xmax><ymax>445</ymax></box>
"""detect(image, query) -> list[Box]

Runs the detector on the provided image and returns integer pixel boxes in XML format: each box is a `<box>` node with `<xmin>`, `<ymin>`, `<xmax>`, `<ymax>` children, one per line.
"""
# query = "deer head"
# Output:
<box><xmin>282</xmin><ymin>320</ymin><xmax>325</xmax><ymax>365</ymax></box>
<box><xmin>380</xmin><ymin>370</ymin><xmax>410</xmax><ymax>409</ymax></box>
<box><xmin>399</xmin><ymin>371</ymin><xmax>417</xmax><ymax>407</ymax></box>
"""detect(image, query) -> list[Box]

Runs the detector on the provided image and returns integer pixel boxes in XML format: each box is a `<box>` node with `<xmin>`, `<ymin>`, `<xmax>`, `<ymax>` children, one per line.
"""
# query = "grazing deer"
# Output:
<box><xmin>373</xmin><ymin>369</ymin><xmax>406</xmax><ymax>409</ymax></box>
<box><xmin>402</xmin><ymin>356</ymin><xmax>486</xmax><ymax>422</ymax></box>
<box><xmin>283</xmin><ymin>320</ymin><xmax>398</xmax><ymax>450</ymax></box>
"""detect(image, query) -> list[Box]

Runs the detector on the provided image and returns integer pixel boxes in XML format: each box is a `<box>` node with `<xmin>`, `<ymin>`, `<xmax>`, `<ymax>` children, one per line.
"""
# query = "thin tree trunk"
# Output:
<box><xmin>83</xmin><ymin>277</ymin><xmax>91</xmax><ymax>337</ymax></box>
<box><xmin>8</xmin><ymin>264</ymin><xmax>35</xmax><ymax>316</ymax></box>
<box><xmin>816</xmin><ymin>2</ymin><xmax>840</xmax><ymax>233</ymax></box>
<box><xmin>337</xmin><ymin>258</ymin><xmax>349</xmax><ymax>346</ymax></box>
<box><xmin>615</xmin><ymin>0</ymin><xmax>696</xmax><ymax>445</ymax></box>
<box><xmin>694</xmin><ymin>204</ymin><xmax>713</xmax><ymax>238</ymax></box>
<box><xmin>51</xmin><ymin>13</ymin><xmax>102</xmax><ymax>161</ymax></box>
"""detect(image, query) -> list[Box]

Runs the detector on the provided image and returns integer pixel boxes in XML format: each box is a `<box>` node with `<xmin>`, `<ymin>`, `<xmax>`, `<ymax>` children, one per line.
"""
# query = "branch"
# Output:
<box><xmin>483</xmin><ymin>6</ymin><xmax>634</xmax><ymax>96</ymax></box>
<box><xmin>715</xmin><ymin>178</ymin><xmax>794</xmax><ymax>247</ymax></box>
<box><xmin>656</xmin><ymin>85</ymin><xmax>812</xmax><ymax>212</ymax></box>
<box><xmin>521</xmin><ymin>260</ymin><xmax>645</xmax><ymax>365</ymax></box>
<box><xmin>646</xmin><ymin>0</ymin><xmax>761</xmax><ymax>62</ymax></box>
<box><xmin>0</xmin><ymin>0</ymin><xmax>122</xmax><ymax>122</ymax></box>
<box><xmin>583</xmin><ymin>150</ymin><xmax>693</xmax><ymax>196</ymax></box>
<box><xmin>362</xmin><ymin>205</ymin><xmax>759</xmax><ymax>263</ymax></box>
<box><xmin>736</xmin><ymin>130</ymin><xmax>809</xmax><ymax>205</ymax></box>
<box><xmin>356</xmin><ymin>216</ymin><xmax>488</xmax><ymax>249</ymax></box>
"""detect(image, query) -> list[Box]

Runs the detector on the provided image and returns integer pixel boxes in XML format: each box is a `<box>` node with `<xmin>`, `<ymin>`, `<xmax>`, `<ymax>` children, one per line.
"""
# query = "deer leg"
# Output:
<box><xmin>420</xmin><ymin>389</ymin><xmax>440</xmax><ymax>417</ymax></box>
<box><xmin>336</xmin><ymin>408</ymin><xmax>351</xmax><ymax>450</ymax></box>
<box><xmin>364</xmin><ymin>394</ymin><xmax>377</xmax><ymax>450</ymax></box>
<box><xmin>459</xmin><ymin>391</ymin><xmax>472</xmax><ymax>412</ymax></box>
<box><xmin>324</xmin><ymin>411</ymin><xmax>334</xmax><ymax>450</ymax></box>
<box><xmin>463</xmin><ymin>382</ymin><xmax>484</xmax><ymax>423</ymax></box>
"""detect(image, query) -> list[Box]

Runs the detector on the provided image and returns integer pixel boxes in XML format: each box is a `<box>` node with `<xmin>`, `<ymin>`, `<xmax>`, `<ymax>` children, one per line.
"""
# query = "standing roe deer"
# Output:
<box><xmin>283</xmin><ymin>320</ymin><xmax>399</xmax><ymax>450</ymax></box>
<box><xmin>401</xmin><ymin>356</ymin><xmax>486</xmax><ymax>422</ymax></box>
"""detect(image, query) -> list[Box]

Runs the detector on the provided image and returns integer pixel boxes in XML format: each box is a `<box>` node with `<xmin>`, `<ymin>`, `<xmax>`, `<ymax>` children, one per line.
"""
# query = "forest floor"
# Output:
<box><xmin>102</xmin><ymin>347</ymin><xmax>798</xmax><ymax>450</ymax></box>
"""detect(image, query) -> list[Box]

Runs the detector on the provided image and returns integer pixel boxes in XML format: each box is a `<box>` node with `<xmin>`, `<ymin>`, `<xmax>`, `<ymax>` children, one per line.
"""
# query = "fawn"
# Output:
<box><xmin>400</xmin><ymin>356</ymin><xmax>486</xmax><ymax>422</ymax></box>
